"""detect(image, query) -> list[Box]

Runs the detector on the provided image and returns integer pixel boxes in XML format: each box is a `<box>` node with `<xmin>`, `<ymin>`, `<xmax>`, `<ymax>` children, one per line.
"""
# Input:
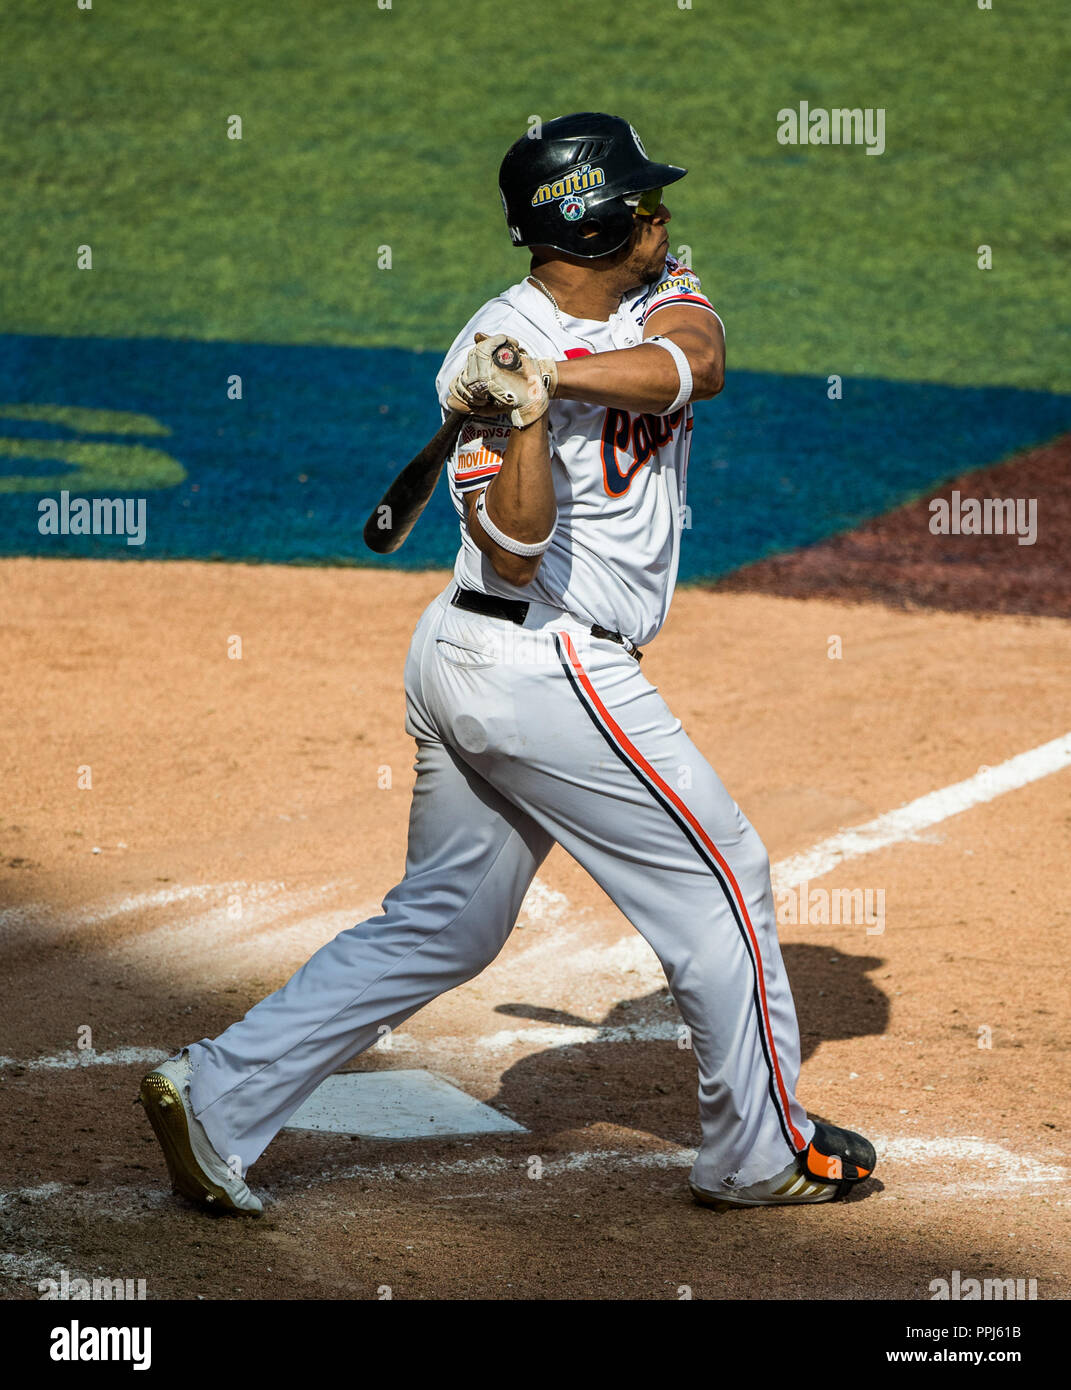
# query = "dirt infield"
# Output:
<box><xmin>716</xmin><ymin>433</ymin><xmax>1071</xmax><ymax>618</ymax></box>
<box><xmin>2</xmin><ymin>558</ymin><xmax>1069</xmax><ymax>1300</ymax></box>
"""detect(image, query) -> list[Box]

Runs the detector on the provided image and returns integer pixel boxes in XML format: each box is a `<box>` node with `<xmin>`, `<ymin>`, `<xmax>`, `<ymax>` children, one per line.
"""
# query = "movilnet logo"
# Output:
<box><xmin>929</xmin><ymin>491</ymin><xmax>1037</xmax><ymax>546</ymax></box>
<box><xmin>777</xmin><ymin>102</ymin><xmax>886</xmax><ymax>156</ymax></box>
<box><xmin>930</xmin><ymin>1269</ymin><xmax>1038</xmax><ymax>1301</ymax></box>
<box><xmin>49</xmin><ymin>1321</ymin><xmax>151</xmax><ymax>1370</ymax></box>
<box><xmin>38</xmin><ymin>490</ymin><xmax>147</xmax><ymax>546</ymax></box>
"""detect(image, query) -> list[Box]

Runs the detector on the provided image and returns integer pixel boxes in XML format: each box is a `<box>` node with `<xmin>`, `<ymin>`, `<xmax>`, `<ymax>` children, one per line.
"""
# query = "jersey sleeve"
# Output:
<box><xmin>639</xmin><ymin>256</ymin><xmax>722</xmax><ymax>329</ymax></box>
<box><xmin>449</xmin><ymin>413</ymin><xmax>512</xmax><ymax>494</ymax></box>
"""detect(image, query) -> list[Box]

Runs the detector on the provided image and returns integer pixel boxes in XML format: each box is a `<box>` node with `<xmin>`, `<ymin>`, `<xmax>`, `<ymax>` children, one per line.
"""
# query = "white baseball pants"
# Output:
<box><xmin>188</xmin><ymin>584</ymin><xmax>814</xmax><ymax>1195</ymax></box>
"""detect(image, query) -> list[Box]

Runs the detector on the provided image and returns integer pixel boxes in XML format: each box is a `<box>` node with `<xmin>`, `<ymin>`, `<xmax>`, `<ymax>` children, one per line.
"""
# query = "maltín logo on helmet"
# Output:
<box><xmin>560</xmin><ymin>197</ymin><xmax>585</xmax><ymax>221</ymax></box>
<box><xmin>530</xmin><ymin>162</ymin><xmax>605</xmax><ymax>207</ymax></box>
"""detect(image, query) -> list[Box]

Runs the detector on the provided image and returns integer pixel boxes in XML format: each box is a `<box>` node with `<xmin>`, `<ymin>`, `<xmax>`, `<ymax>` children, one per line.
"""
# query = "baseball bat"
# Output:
<box><xmin>363</xmin><ymin>341</ymin><xmax>521</xmax><ymax>555</ymax></box>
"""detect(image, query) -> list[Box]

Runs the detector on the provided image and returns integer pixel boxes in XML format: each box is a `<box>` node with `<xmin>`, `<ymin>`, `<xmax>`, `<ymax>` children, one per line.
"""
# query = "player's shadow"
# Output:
<box><xmin>488</xmin><ymin>943</ymin><xmax>887</xmax><ymax>1150</ymax></box>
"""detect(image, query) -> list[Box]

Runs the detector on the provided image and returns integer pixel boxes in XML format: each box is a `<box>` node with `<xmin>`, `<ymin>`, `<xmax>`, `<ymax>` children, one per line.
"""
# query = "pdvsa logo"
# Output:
<box><xmin>531</xmin><ymin>163</ymin><xmax>605</xmax><ymax>207</ymax></box>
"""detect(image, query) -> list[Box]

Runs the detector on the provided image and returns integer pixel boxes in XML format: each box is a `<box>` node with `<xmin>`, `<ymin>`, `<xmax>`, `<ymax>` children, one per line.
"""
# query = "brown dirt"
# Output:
<box><xmin>1</xmin><ymin>557</ymin><xmax>1069</xmax><ymax>1300</ymax></box>
<box><xmin>714</xmin><ymin>432</ymin><xmax>1071</xmax><ymax>618</ymax></box>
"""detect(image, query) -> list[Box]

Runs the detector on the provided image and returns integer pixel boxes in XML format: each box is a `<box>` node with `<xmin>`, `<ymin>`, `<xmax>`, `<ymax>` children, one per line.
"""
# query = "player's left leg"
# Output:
<box><xmin>181</xmin><ymin>732</ymin><xmax>551</xmax><ymax>1180</ymax></box>
<box><xmin>148</xmin><ymin>592</ymin><xmax>554</xmax><ymax>1190</ymax></box>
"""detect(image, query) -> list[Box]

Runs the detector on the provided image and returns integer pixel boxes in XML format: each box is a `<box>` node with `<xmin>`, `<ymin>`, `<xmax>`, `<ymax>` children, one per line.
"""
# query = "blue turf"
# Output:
<box><xmin>1</xmin><ymin>334</ymin><xmax>1068</xmax><ymax>578</ymax></box>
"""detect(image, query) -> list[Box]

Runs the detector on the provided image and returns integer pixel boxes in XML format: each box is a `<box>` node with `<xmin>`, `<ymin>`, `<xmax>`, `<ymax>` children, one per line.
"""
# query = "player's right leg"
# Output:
<box><xmin>140</xmin><ymin>591</ymin><xmax>552</xmax><ymax>1203</ymax></box>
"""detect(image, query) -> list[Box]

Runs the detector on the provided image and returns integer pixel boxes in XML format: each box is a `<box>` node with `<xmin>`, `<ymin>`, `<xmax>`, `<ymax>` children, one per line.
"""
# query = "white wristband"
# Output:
<box><xmin>646</xmin><ymin>335</ymin><xmax>693</xmax><ymax>412</ymax></box>
<box><xmin>475</xmin><ymin>488</ymin><xmax>556</xmax><ymax>557</ymax></box>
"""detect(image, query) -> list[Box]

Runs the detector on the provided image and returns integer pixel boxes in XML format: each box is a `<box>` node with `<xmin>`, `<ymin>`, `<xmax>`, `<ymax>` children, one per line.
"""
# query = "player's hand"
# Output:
<box><xmin>465</xmin><ymin>333</ymin><xmax>555</xmax><ymax>428</ymax></box>
<box><xmin>533</xmin><ymin>356</ymin><xmax>559</xmax><ymax>399</ymax></box>
<box><xmin>448</xmin><ymin>333</ymin><xmax>514</xmax><ymax>413</ymax></box>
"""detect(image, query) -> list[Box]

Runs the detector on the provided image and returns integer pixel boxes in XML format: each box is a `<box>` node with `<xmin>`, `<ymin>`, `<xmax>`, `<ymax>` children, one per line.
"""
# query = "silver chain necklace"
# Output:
<box><xmin>527</xmin><ymin>276</ymin><xmax>601</xmax><ymax>354</ymax></box>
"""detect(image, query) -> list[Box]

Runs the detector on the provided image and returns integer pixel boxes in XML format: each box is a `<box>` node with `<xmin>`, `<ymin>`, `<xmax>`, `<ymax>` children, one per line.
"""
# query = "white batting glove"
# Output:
<box><xmin>450</xmin><ymin>334</ymin><xmax>555</xmax><ymax>428</ymax></box>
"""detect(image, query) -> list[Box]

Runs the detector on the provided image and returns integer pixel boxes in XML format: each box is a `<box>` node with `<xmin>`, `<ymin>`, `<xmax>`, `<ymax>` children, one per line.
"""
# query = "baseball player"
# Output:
<box><xmin>140</xmin><ymin>113</ymin><xmax>875</xmax><ymax>1214</ymax></box>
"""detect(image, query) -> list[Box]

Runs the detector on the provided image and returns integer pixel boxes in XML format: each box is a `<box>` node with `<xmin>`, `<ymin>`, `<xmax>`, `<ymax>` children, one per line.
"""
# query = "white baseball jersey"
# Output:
<box><xmin>435</xmin><ymin>256</ymin><xmax>724</xmax><ymax>648</ymax></box>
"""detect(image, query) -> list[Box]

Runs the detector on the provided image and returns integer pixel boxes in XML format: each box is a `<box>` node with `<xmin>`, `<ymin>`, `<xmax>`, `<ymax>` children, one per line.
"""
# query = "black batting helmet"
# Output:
<box><xmin>498</xmin><ymin>112</ymin><xmax>686</xmax><ymax>259</ymax></box>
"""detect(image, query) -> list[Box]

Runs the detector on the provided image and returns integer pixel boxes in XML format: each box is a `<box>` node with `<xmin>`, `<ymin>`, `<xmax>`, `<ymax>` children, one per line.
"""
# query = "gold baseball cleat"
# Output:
<box><xmin>137</xmin><ymin>1051</ymin><xmax>263</xmax><ymax>1215</ymax></box>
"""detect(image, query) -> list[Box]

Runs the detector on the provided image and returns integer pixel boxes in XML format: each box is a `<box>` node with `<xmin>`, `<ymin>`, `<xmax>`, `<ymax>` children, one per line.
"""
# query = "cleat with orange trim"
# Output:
<box><xmin>797</xmin><ymin>1119</ymin><xmax>875</xmax><ymax>1189</ymax></box>
<box><xmin>690</xmin><ymin>1120</ymin><xmax>876</xmax><ymax>1210</ymax></box>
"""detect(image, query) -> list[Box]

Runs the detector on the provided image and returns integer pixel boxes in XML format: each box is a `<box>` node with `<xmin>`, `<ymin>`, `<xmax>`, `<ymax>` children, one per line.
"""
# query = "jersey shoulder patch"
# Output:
<box><xmin>660</xmin><ymin>253</ymin><xmax>704</xmax><ymax>291</ymax></box>
<box><xmin>638</xmin><ymin>255</ymin><xmax>716</xmax><ymax>324</ymax></box>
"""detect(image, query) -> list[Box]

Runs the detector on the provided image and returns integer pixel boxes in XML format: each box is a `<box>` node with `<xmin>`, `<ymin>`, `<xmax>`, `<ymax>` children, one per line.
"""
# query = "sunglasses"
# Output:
<box><xmin>633</xmin><ymin>187</ymin><xmax>664</xmax><ymax>218</ymax></box>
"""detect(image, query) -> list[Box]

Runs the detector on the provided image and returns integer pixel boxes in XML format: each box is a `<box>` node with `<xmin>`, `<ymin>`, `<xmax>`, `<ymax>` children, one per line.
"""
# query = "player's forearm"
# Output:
<box><xmin>472</xmin><ymin>415</ymin><xmax>555</xmax><ymax>586</ymax></box>
<box><xmin>553</xmin><ymin>346</ymin><xmax>670</xmax><ymax>411</ymax></box>
<box><xmin>554</xmin><ymin>325</ymin><xmax>724</xmax><ymax>412</ymax></box>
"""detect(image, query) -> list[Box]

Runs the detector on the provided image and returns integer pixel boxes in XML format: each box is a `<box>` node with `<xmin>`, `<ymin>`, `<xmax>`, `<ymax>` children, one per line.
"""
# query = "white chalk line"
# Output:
<box><xmin>501</xmin><ymin>729</ymin><xmax>1071</xmax><ymax>1011</ymax></box>
<box><xmin>771</xmin><ymin>731</ymin><xmax>1071</xmax><ymax>890</ymax></box>
<box><xmin>278</xmin><ymin>1134</ymin><xmax>1067</xmax><ymax>1199</ymax></box>
<box><xmin>0</xmin><ymin>1181</ymin><xmax>66</xmax><ymax>1208</ymax></box>
<box><xmin>0</xmin><ymin>879</ymin><xmax>262</xmax><ymax>934</ymax></box>
<box><xmin>0</xmin><ymin>1137</ymin><xmax>1064</xmax><ymax>1231</ymax></box>
<box><xmin>0</xmin><ymin>1017</ymin><xmax>678</xmax><ymax>1070</ymax></box>
<box><xmin>0</xmin><ymin>1252</ymin><xmax>88</xmax><ymax>1289</ymax></box>
<box><xmin>0</xmin><ymin>1046</ymin><xmax>168</xmax><ymax>1072</ymax></box>
<box><xmin>876</xmin><ymin>1137</ymin><xmax>1069</xmax><ymax>1196</ymax></box>
<box><xmin>0</xmin><ymin>872</ymin><xmax>567</xmax><ymax>957</ymax></box>
<box><xmin>2</xmin><ymin>878</ymin><xmax>356</xmax><ymax>940</ymax></box>
<box><xmin>474</xmin><ymin>1018</ymin><xmax>679</xmax><ymax>1052</ymax></box>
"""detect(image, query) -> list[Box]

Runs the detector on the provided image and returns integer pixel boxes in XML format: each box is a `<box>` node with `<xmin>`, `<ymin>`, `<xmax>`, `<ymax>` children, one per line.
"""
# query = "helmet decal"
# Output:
<box><xmin>629</xmin><ymin>124</ymin><xmax>647</xmax><ymax>158</ymax></box>
<box><xmin>530</xmin><ymin>163</ymin><xmax>605</xmax><ymax>207</ymax></box>
<box><xmin>560</xmin><ymin>197</ymin><xmax>585</xmax><ymax>221</ymax></box>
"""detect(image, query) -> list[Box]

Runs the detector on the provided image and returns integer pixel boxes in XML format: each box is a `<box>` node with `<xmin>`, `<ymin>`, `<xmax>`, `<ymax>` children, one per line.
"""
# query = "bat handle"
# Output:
<box><xmin>492</xmin><ymin>343</ymin><xmax>522</xmax><ymax>372</ymax></box>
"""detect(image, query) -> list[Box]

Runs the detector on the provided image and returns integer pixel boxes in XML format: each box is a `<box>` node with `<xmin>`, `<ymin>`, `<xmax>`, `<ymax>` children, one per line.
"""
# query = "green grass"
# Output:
<box><xmin>2</xmin><ymin>0</ymin><xmax>1068</xmax><ymax>389</ymax></box>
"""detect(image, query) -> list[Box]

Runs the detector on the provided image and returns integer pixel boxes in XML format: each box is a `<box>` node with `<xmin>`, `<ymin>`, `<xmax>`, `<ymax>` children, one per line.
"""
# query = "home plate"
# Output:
<box><xmin>283</xmin><ymin>1069</ymin><xmax>526</xmax><ymax>1139</ymax></box>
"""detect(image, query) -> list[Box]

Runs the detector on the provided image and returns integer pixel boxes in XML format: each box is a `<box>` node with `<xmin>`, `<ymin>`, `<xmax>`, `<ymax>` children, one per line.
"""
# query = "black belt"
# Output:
<box><xmin>451</xmin><ymin>587</ymin><xmax>643</xmax><ymax>660</ymax></box>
